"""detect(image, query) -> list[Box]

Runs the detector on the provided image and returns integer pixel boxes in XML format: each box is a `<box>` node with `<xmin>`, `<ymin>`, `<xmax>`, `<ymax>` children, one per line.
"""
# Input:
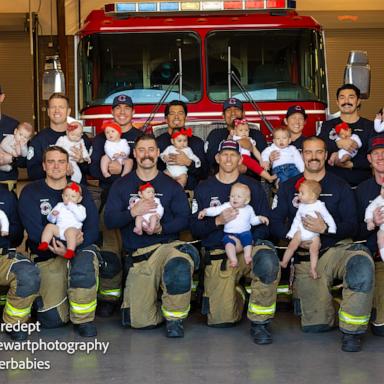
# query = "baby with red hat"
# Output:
<box><xmin>55</xmin><ymin>119</ymin><xmax>91</xmax><ymax>184</ymax></box>
<box><xmin>280</xmin><ymin>178</ymin><xmax>336</xmax><ymax>279</ymax></box>
<box><xmin>132</xmin><ymin>182</ymin><xmax>164</xmax><ymax>236</ymax></box>
<box><xmin>38</xmin><ymin>182</ymin><xmax>86</xmax><ymax>259</ymax></box>
<box><xmin>328</xmin><ymin>121</ymin><xmax>362</xmax><ymax>166</ymax></box>
<box><xmin>160</xmin><ymin>127</ymin><xmax>201</xmax><ymax>188</ymax></box>
<box><xmin>100</xmin><ymin>121</ymin><xmax>133</xmax><ymax>178</ymax></box>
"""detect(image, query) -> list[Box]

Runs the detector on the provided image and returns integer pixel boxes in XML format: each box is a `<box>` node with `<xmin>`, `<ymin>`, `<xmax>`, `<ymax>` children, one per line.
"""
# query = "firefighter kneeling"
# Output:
<box><xmin>105</xmin><ymin>134</ymin><xmax>197</xmax><ymax>337</ymax></box>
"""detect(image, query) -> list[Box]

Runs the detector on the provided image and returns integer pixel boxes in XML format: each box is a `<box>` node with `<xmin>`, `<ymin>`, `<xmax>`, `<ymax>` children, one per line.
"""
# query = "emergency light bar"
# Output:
<box><xmin>104</xmin><ymin>0</ymin><xmax>296</xmax><ymax>15</ymax></box>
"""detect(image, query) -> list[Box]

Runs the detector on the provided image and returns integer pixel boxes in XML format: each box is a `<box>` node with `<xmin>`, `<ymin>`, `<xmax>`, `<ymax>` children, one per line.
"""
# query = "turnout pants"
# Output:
<box><xmin>0</xmin><ymin>252</ymin><xmax>40</xmax><ymax>324</ymax></box>
<box><xmin>34</xmin><ymin>245</ymin><xmax>100</xmax><ymax>327</ymax></box>
<box><xmin>122</xmin><ymin>241</ymin><xmax>195</xmax><ymax>328</ymax></box>
<box><xmin>373</xmin><ymin>261</ymin><xmax>384</xmax><ymax>329</ymax></box>
<box><xmin>98</xmin><ymin>205</ymin><xmax>123</xmax><ymax>303</ymax></box>
<box><xmin>202</xmin><ymin>241</ymin><xmax>280</xmax><ymax>326</ymax></box>
<box><xmin>293</xmin><ymin>242</ymin><xmax>374</xmax><ymax>334</ymax></box>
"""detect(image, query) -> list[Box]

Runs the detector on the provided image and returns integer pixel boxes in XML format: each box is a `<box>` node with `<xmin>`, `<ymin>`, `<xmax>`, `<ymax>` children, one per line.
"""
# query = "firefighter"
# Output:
<box><xmin>205</xmin><ymin>98</ymin><xmax>267</xmax><ymax>173</ymax></box>
<box><xmin>89</xmin><ymin>94</ymin><xmax>141</xmax><ymax>317</ymax></box>
<box><xmin>156</xmin><ymin>100</ymin><xmax>208</xmax><ymax>190</ymax></box>
<box><xmin>318</xmin><ymin>83</ymin><xmax>375</xmax><ymax>186</ymax></box>
<box><xmin>0</xmin><ymin>183</ymin><xmax>40</xmax><ymax>341</ymax></box>
<box><xmin>26</xmin><ymin>93</ymin><xmax>91</xmax><ymax>182</ymax></box>
<box><xmin>0</xmin><ymin>84</ymin><xmax>22</xmax><ymax>191</ymax></box>
<box><xmin>19</xmin><ymin>146</ymin><xmax>100</xmax><ymax>337</ymax></box>
<box><xmin>190</xmin><ymin>139</ymin><xmax>280</xmax><ymax>345</ymax></box>
<box><xmin>104</xmin><ymin>134</ymin><xmax>198</xmax><ymax>338</ymax></box>
<box><xmin>355</xmin><ymin>135</ymin><xmax>384</xmax><ymax>337</ymax></box>
<box><xmin>270</xmin><ymin>136</ymin><xmax>374</xmax><ymax>352</ymax></box>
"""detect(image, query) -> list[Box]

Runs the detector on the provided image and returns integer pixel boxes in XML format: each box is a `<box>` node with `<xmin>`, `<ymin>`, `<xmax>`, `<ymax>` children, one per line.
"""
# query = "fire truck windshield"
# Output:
<box><xmin>78</xmin><ymin>32</ymin><xmax>201</xmax><ymax>109</ymax></box>
<box><xmin>207</xmin><ymin>28</ymin><xmax>326</xmax><ymax>104</ymax></box>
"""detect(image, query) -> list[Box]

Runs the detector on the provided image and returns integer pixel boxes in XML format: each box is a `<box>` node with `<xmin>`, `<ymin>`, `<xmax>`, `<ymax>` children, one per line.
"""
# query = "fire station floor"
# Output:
<box><xmin>1</xmin><ymin>308</ymin><xmax>384</xmax><ymax>383</ymax></box>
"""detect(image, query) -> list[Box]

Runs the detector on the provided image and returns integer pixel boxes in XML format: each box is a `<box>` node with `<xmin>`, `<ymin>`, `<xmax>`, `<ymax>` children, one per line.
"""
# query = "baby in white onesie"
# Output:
<box><xmin>38</xmin><ymin>182</ymin><xmax>86</xmax><ymax>260</ymax></box>
<box><xmin>0</xmin><ymin>122</ymin><xmax>34</xmax><ymax>172</ymax></box>
<box><xmin>132</xmin><ymin>182</ymin><xmax>164</xmax><ymax>236</ymax></box>
<box><xmin>328</xmin><ymin>121</ymin><xmax>362</xmax><ymax>166</ymax></box>
<box><xmin>374</xmin><ymin>108</ymin><xmax>384</xmax><ymax>133</ymax></box>
<box><xmin>160</xmin><ymin>127</ymin><xmax>201</xmax><ymax>188</ymax></box>
<box><xmin>280</xmin><ymin>178</ymin><xmax>336</xmax><ymax>279</ymax></box>
<box><xmin>0</xmin><ymin>209</ymin><xmax>9</xmax><ymax>237</ymax></box>
<box><xmin>56</xmin><ymin>120</ymin><xmax>91</xmax><ymax>183</ymax></box>
<box><xmin>198</xmin><ymin>182</ymin><xmax>269</xmax><ymax>267</ymax></box>
<box><xmin>100</xmin><ymin>121</ymin><xmax>133</xmax><ymax>178</ymax></box>
<box><xmin>365</xmin><ymin>184</ymin><xmax>384</xmax><ymax>261</ymax></box>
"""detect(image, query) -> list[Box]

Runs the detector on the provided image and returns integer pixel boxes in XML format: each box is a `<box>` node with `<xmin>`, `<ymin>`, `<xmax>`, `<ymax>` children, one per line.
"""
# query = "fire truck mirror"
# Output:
<box><xmin>344</xmin><ymin>50</ymin><xmax>371</xmax><ymax>99</ymax></box>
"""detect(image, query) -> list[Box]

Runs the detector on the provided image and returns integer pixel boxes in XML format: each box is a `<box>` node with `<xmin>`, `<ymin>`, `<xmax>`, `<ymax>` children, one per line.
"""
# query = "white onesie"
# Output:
<box><xmin>0</xmin><ymin>134</ymin><xmax>29</xmax><ymax>172</ymax></box>
<box><xmin>374</xmin><ymin>118</ymin><xmax>384</xmax><ymax>133</ymax></box>
<box><xmin>104</xmin><ymin>139</ymin><xmax>130</xmax><ymax>164</ymax></box>
<box><xmin>261</xmin><ymin>144</ymin><xmax>304</xmax><ymax>172</ymax></box>
<box><xmin>0</xmin><ymin>209</ymin><xmax>9</xmax><ymax>234</ymax></box>
<box><xmin>47</xmin><ymin>202</ymin><xmax>86</xmax><ymax>240</ymax></box>
<box><xmin>365</xmin><ymin>194</ymin><xmax>384</xmax><ymax>231</ymax></box>
<box><xmin>133</xmin><ymin>197</ymin><xmax>164</xmax><ymax>222</ymax></box>
<box><xmin>204</xmin><ymin>202</ymin><xmax>262</xmax><ymax>234</ymax></box>
<box><xmin>287</xmin><ymin>200</ymin><xmax>336</xmax><ymax>241</ymax></box>
<box><xmin>335</xmin><ymin>133</ymin><xmax>362</xmax><ymax>160</ymax></box>
<box><xmin>56</xmin><ymin>135</ymin><xmax>91</xmax><ymax>183</ymax></box>
<box><xmin>232</xmin><ymin>135</ymin><xmax>257</xmax><ymax>157</ymax></box>
<box><xmin>160</xmin><ymin>145</ymin><xmax>201</xmax><ymax>178</ymax></box>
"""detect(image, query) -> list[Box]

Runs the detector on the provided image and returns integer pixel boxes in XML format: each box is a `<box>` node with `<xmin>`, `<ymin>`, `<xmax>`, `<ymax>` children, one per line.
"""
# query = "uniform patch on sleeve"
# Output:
<box><xmin>191</xmin><ymin>199</ymin><xmax>198</xmax><ymax>214</ymax></box>
<box><xmin>204</xmin><ymin>141</ymin><xmax>209</xmax><ymax>153</ymax></box>
<box><xmin>27</xmin><ymin>146</ymin><xmax>34</xmax><ymax>160</ymax></box>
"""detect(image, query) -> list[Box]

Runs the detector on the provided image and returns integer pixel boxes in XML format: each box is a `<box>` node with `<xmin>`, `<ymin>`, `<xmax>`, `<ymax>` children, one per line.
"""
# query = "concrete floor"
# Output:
<box><xmin>1</xmin><ymin>309</ymin><xmax>384</xmax><ymax>384</ymax></box>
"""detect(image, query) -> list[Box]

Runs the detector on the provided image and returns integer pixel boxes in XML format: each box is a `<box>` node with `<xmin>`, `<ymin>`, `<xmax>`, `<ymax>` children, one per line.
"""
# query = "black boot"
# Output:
<box><xmin>341</xmin><ymin>333</ymin><xmax>361</xmax><ymax>352</ymax></box>
<box><xmin>8</xmin><ymin>330</ymin><xmax>28</xmax><ymax>342</ymax></box>
<box><xmin>250</xmin><ymin>322</ymin><xmax>272</xmax><ymax>345</ymax></box>
<box><xmin>75</xmin><ymin>322</ymin><xmax>97</xmax><ymax>337</ymax></box>
<box><xmin>96</xmin><ymin>301</ymin><xmax>116</xmax><ymax>318</ymax></box>
<box><xmin>166</xmin><ymin>320</ymin><xmax>184</xmax><ymax>338</ymax></box>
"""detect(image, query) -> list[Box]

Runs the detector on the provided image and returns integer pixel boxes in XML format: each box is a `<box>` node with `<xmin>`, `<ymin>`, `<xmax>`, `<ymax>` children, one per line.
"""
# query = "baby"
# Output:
<box><xmin>328</xmin><ymin>121</ymin><xmax>362</xmax><ymax>165</ymax></box>
<box><xmin>365</xmin><ymin>184</ymin><xmax>384</xmax><ymax>261</ymax></box>
<box><xmin>38</xmin><ymin>182</ymin><xmax>86</xmax><ymax>259</ymax></box>
<box><xmin>0</xmin><ymin>122</ymin><xmax>34</xmax><ymax>172</ymax></box>
<box><xmin>56</xmin><ymin>120</ymin><xmax>91</xmax><ymax>183</ymax></box>
<box><xmin>198</xmin><ymin>182</ymin><xmax>269</xmax><ymax>267</ymax></box>
<box><xmin>261</xmin><ymin>127</ymin><xmax>304</xmax><ymax>184</ymax></box>
<box><xmin>100</xmin><ymin>121</ymin><xmax>132</xmax><ymax>178</ymax></box>
<box><xmin>374</xmin><ymin>108</ymin><xmax>384</xmax><ymax>133</ymax></box>
<box><xmin>0</xmin><ymin>209</ymin><xmax>9</xmax><ymax>237</ymax></box>
<box><xmin>230</xmin><ymin>119</ymin><xmax>276</xmax><ymax>183</ymax></box>
<box><xmin>160</xmin><ymin>128</ymin><xmax>201</xmax><ymax>187</ymax></box>
<box><xmin>132</xmin><ymin>182</ymin><xmax>164</xmax><ymax>236</ymax></box>
<box><xmin>280</xmin><ymin>178</ymin><xmax>336</xmax><ymax>279</ymax></box>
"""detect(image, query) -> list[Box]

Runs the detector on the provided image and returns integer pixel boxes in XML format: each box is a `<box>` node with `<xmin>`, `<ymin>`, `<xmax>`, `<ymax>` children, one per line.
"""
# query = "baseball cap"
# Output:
<box><xmin>286</xmin><ymin>105</ymin><xmax>307</xmax><ymax>119</ymax></box>
<box><xmin>368</xmin><ymin>135</ymin><xmax>384</xmax><ymax>154</ymax></box>
<box><xmin>112</xmin><ymin>94</ymin><xmax>133</xmax><ymax>109</ymax></box>
<box><xmin>218</xmin><ymin>139</ymin><xmax>240</xmax><ymax>153</ymax></box>
<box><xmin>223</xmin><ymin>98</ymin><xmax>243</xmax><ymax>112</ymax></box>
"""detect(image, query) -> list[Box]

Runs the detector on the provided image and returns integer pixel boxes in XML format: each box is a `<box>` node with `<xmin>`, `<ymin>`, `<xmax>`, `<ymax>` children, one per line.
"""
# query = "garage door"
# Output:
<box><xmin>325</xmin><ymin>28</ymin><xmax>384</xmax><ymax>117</ymax></box>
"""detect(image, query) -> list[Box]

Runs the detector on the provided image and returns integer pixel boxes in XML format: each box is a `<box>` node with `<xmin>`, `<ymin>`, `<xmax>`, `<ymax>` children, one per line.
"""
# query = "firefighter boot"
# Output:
<box><xmin>75</xmin><ymin>321</ymin><xmax>97</xmax><ymax>337</ymax></box>
<box><xmin>97</xmin><ymin>301</ymin><xmax>116</xmax><ymax>318</ymax></box>
<box><xmin>250</xmin><ymin>322</ymin><xmax>272</xmax><ymax>345</ymax></box>
<box><xmin>341</xmin><ymin>333</ymin><xmax>361</xmax><ymax>352</ymax></box>
<box><xmin>166</xmin><ymin>319</ymin><xmax>184</xmax><ymax>338</ymax></box>
<box><xmin>8</xmin><ymin>330</ymin><xmax>28</xmax><ymax>341</ymax></box>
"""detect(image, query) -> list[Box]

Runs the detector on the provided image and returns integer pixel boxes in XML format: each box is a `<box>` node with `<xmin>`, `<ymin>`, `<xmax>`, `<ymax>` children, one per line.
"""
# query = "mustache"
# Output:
<box><xmin>341</xmin><ymin>103</ymin><xmax>353</xmax><ymax>107</ymax></box>
<box><xmin>141</xmin><ymin>156</ymin><xmax>155</xmax><ymax>162</ymax></box>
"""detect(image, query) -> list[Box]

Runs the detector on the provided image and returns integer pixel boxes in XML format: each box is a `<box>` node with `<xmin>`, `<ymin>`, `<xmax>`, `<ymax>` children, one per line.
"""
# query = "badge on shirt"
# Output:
<box><xmin>210</xmin><ymin>197</ymin><xmax>221</xmax><ymax>207</ymax></box>
<box><xmin>191</xmin><ymin>198</ymin><xmax>198</xmax><ymax>214</ymax></box>
<box><xmin>40</xmin><ymin>200</ymin><xmax>52</xmax><ymax>215</ymax></box>
<box><xmin>329</xmin><ymin>128</ymin><xmax>337</xmax><ymax>141</ymax></box>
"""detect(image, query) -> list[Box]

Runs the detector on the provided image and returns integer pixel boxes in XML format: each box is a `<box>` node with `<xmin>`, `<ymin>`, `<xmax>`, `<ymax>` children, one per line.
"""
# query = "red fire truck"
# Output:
<box><xmin>75</xmin><ymin>0</ymin><xmax>328</xmax><ymax>138</ymax></box>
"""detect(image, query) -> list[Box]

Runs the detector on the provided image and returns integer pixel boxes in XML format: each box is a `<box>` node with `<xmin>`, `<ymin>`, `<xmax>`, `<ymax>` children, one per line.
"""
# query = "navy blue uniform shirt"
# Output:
<box><xmin>89</xmin><ymin>127</ymin><xmax>141</xmax><ymax>190</ymax></box>
<box><xmin>355</xmin><ymin>177</ymin><xmax>381</xmax><ymax>254</ymax></box>
<box><xmin>0</xmin><ymin>113</ymin><xmax>22</xmax><ymax>181</ymax></box>
<box><xmin>190</xmin><ymin>174</ymin><xmax>270</xmax><ymax>250</ymax></box>
<box><xmin>156</xmin><ymin>131</ymin><xmax>208</xmax><ymax>190</ymax></box>
<box><xmin>318</xmin><ymin>117</ymin><xmax>374</xmax><ymax>186</ymax></box>
<box><xmin>104</xmin><ymin>171</ymin><xmax>190</xmax><ymax>252</ymax></box>
<box><xmin>270</xmin><ymin>172</ymin><xmax>358</xmax><ymax>253</ymax></box>
<box><xmin>27</xmin><ymin>127</ymin><xmax>92</xmax><ymax>181</ymax></box>
<box><xmin>0</xmin><ymin>184</ymin><xmax>23</xmax><ymax>249</ymax></box>
<box><xmin>205</xmin><ymin>125</ymin><xmax>268</xmax><ymax>174</ymax></box>
<box><xmin>18</xmin><ymin>179</ymin><xmax>99</xmax><ymax>261</ymax></box>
